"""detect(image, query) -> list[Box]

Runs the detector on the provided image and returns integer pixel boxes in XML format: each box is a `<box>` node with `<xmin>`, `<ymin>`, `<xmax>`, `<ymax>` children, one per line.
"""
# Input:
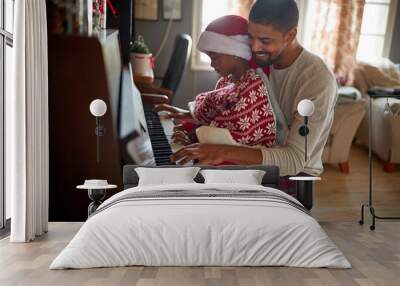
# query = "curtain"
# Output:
<box><xmin>8</xmin><ymin>0</ymin><xmax>49</xmax><ymax>242</ymax></box>
<box><xmin>310</xmin><ymin>0</ymin><xmax>365</xmax><ymax>85</ymax></box>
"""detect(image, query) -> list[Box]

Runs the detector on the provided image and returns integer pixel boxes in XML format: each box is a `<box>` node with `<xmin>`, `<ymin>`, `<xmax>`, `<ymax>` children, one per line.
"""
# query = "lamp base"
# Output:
<box><xmin>88</xmin><ymin>189</ymin><xmax>106</xmax><ymax>216</ymax></box>
<box><xmin>289</xmin><ymin>177</ymin><xmax>321</xmax><ymax>211</ymax></box>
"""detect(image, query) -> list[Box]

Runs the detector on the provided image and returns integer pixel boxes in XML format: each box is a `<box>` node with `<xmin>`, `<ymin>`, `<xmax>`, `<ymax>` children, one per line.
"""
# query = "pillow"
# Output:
<box><xmin>200</xmin><ymin>169</ymin><xmax>266</xmax><ymax>185</ymax></box>
<box><xmin>135</xmin><ymin>167</ymin><xmax>201</xmax><ymax>186</ymax></box>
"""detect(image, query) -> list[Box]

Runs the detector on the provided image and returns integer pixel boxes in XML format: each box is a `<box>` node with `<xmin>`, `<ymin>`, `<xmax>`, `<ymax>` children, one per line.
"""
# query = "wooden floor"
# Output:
<box><xmin>313</xmin><ymin>145</ymin><xmax>400</xmax><ymax>222</ymax></box>
<box><xmin>1</xmin><ymin>222</ymin><xmax>400</xmax><ymax>286</ymax></box>
<box><xmin>1</xmin><ymin>145</ymin><xmax>399</xmax><ymax>286</ymax></box>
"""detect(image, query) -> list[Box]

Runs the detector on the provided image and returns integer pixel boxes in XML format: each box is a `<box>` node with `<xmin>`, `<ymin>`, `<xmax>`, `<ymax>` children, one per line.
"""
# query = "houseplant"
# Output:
<box><xmin>129</xmin><ymin>35</ymin><xmax>154</xmax><ymax>84</ymax></box>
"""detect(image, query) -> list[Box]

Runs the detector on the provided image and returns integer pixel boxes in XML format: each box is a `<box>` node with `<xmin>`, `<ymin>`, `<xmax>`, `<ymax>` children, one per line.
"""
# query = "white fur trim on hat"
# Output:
<box><xmin>197</xmin><ymin>31</ymin><xmax>251</xmax><ymax>60</ymax></box>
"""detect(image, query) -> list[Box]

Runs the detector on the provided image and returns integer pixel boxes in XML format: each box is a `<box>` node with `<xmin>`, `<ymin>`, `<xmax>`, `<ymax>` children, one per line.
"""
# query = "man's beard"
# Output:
<box><xmin>253</xmin><ymin>52</ymin><xmax>278</xmax><ymax>67</ymax></box>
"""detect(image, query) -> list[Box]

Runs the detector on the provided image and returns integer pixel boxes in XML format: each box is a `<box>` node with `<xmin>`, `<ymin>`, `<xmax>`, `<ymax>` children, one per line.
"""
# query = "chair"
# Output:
<box><xmin>136</xmin><ymin>33</ymin><xmax>192</xmax><ymax>103</ymax></box>
<box><xmin>322</xmin><ymin>100</ymin><xmax>366</xmax><ymax>173</ymax></box>
<box><xmin>161</xmin><ymin>33</ymin><xmax>193</xmax><ymax>96</ymax></box>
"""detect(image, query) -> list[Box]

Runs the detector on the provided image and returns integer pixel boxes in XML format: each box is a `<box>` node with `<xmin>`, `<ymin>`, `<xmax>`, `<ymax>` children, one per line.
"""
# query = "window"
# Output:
<box><xmin>192</xmin><ymin>0</ymin><xmax>397</xmax><ymax>70</ymax></box>
<box><xmin>301</xmin><ymin>0</ymin><xmax>397</xmax><ymax>62</ymax></box>
<box><xmin>1</xmin><ymin>0</ymin><xmax>14</xmax><ymax>231</ymax></box>
<box><xmin>191</xmin><ymin>0</ymin><xmax>309</xmax><ymax>70</ymax></box>
<box><xmin>191</xmin><ymin>0</ymin><xmax>239</xmax><ymax>70</ymax></box>
<box><xmin>357</xmin><ymin>0</ymin><xmax>398</xmax><ymax>61</ymax></box>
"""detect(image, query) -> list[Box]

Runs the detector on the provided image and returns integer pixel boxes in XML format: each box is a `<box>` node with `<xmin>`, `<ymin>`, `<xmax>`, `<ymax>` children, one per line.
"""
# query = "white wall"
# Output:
<box><xmin>135</xmin><ymin>0</ymin><xmax>218</xmax><ymax>108</ymax></box>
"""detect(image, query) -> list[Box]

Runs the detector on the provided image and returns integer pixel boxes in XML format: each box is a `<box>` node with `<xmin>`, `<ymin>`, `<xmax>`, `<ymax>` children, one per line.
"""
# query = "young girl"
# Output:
<box><xmin>155</xmin><ymin>15</ymin><xmax>278</xmax><ymax>148</ymax></box>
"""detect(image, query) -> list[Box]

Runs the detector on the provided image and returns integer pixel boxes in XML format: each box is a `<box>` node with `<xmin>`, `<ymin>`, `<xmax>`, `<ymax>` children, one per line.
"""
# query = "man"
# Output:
<box><xmin>162</xmin><ymin>0</ymin><xmax>337</xmax><ymax>176</ymax></box>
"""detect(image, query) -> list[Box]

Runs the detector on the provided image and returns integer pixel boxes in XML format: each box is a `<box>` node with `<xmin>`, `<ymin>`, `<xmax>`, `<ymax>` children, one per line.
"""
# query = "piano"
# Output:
<box><xmin>48</xmin><ymin>30</ymin><xmax>180</xmax><ymax>221</ymax></box>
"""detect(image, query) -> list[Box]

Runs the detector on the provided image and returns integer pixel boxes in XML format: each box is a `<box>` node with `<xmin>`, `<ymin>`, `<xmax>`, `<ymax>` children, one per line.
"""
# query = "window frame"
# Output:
<box><xmin>381</xmin><ymin>0</ymin><xmax>398</xmax><ymax>58</ymax></box>
<box><xmin>356</xmin><ymin>0</ymin><xmax>398</xmax><ymax>61</ymax></box>
<box><xmin>191</xmin><ymin>0</ymin><xmax>211</xmax><ymax>71</ymax></box>
<box><xmin>1</xmin><ymin>0</ymin><xmax>5</xmax><ymax>230</ymax></box>
<box><xmin>0</xmin><ymin>0</ymin><xmax>13</xmax><ymax>230</ymax></box>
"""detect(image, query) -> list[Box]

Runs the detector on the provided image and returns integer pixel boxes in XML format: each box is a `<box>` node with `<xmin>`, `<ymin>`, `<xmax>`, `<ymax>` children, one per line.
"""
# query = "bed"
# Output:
<box><xmin>50</xmin><ymin>165</ymin><xmax>350</xmax><ymax>269</ymax></box>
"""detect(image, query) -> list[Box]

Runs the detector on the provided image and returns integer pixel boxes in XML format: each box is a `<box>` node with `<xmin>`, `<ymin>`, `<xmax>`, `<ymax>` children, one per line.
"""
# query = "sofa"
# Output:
<box><xmin>322</xmin><ymin>90</ymin><xmax>366</xmax><ymax>173</ymax></box>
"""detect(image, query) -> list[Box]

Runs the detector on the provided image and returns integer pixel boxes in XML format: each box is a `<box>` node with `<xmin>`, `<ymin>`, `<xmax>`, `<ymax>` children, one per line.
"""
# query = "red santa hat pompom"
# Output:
<box><xmin>197</xmin><ymin>15</ymin><xmax>251</xmax><ymax>60</ymax></box>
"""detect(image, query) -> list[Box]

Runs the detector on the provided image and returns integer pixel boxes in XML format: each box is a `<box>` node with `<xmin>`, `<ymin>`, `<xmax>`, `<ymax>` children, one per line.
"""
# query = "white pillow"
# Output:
<box><xmin>135</xmin><ymin>167</ymin><xmax>201</xmax><ymax>186</ymax></box>
<box><xmin>200</xmin><ymin>169</ymin><xmax>266</xmax><ymax>185</ymax></box>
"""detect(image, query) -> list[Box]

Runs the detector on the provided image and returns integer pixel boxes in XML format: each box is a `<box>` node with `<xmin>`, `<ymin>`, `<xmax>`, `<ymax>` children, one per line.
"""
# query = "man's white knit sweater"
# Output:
<box><xmin>261</xmin><ymin>49</ymin><xmax>338</xmax><ymax>176</ymax></box>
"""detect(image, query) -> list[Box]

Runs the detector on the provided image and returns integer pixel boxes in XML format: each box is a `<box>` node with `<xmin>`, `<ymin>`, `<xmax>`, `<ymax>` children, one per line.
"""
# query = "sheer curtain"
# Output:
<box><xmin>231</xmin><ymin>0</ymin><xmax>255</xmax><ymax>18</ymax></box>
<box><xmin>8</xmin><ymin>0</ymin><xmax>49</xmax><ymax>242</ymax></box>
<box><xmin>310</xmin><ymin>0</ymin><xmax>365</xmax><ymax>85</ymax></box>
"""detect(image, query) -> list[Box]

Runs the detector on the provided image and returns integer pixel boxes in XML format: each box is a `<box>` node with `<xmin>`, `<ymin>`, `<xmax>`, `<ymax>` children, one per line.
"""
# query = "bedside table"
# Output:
<box><xmin>77</xmin><ymin>180</ymin><xmax>117</xmax><ymax>217</ymax></box>
<box><xmin>289</xmin><ymin>176</ymin><xmax>321</xmax><ymax>210</ymax></box>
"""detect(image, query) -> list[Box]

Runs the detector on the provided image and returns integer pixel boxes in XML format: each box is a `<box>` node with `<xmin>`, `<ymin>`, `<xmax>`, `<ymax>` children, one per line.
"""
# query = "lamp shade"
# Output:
<box><xmin>89</xmin><ymin>99</ymin><xmax>107</xmax><ymax>117</ymax></box>
<box><xmin>297</xmin><ymin>99</ymin><xmax>315</xmax><ymax>117</ymax></box>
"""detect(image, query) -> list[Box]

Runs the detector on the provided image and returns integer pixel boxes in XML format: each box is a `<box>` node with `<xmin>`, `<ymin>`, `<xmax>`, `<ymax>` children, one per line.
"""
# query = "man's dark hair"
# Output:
<box><xmin>249</xmin><ymin>0</ymin><xmax>299</xmax><ymax>33</ymax></box>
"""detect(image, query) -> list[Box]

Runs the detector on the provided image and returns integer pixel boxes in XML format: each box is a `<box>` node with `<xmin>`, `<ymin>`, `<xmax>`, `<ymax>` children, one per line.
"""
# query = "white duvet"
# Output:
<box><xmin>50</xmin><ymin>183</ymin><xmax>350</xmax><ymax>269</ymax></box>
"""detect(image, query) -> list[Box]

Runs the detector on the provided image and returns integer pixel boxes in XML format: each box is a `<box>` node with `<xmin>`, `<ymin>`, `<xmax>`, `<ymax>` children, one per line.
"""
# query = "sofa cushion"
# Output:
<box><xmin>356</xmin><ymin>58</ymin><xmax>400</xmax><ymax>88</ymax></box>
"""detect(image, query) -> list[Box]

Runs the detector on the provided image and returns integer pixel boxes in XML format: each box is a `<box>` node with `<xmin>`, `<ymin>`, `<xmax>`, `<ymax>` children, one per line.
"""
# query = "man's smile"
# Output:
<box><xmin>255</xmin><ymin>52</ymin><xmax>270</xmax><ymax>58</ymax></box>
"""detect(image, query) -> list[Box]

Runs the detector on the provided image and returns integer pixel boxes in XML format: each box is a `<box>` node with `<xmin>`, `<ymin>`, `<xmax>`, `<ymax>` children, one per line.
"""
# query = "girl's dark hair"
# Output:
<box><xmin>249</xmin><ymin>0</ymin><xmax>299</xmax><ymax>33</ymax></box>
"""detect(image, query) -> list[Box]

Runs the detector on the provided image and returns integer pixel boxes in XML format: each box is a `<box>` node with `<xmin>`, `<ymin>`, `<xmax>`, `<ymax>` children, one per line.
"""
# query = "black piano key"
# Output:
<box><xmin>152</xmin><ymin>147</ymin><xmax>172</xmax><ymax>151</ymax></box>
<box><xmin>143</xmin><ymin>104</ymin><xmax>173</xmax><ymax>166</ymax></box>
<box><xmin>151</xmin><ymin>145</ymin><xmax>172</xmax><ymax>150</ymax></box>
<box><xmin>154</xmin><ymin>150</ymin><xmax>174</xmax><ymax>155</ymax></box>
<box><xmin>155</xmin><ymin>158</ymin><xmax>172</xmax><ymax>163</ymax></box>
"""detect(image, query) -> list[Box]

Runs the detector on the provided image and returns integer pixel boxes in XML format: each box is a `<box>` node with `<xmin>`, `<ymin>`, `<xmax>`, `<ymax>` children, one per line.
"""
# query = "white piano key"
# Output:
<box><xmin>158</xmin><ymin>113</ymin><xmax>184</xmax><ymax>153</ymax></box>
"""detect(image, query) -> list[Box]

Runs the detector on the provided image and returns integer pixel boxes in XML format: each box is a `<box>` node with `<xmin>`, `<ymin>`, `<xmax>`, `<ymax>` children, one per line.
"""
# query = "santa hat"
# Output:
<box><xmin>197</xmin><ymin>15</ymin><xmax>251</xmax><ymax>60</ymax></box>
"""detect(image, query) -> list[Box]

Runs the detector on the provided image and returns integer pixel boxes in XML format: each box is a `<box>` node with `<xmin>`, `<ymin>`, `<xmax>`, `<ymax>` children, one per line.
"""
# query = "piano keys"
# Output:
<box><xmin>124</xmin><ymin>102</ymin><xmax>182</xmax><ymax>166</ymax></box>
<box><xmin>143</xmin><ymin>104</ymin><xmax>174</xmax><ymax>165</ymax></box>
<box><xmin>120</xmin><ymin>65</ymin><xmax>182</xmax><ymax>166</ymax></box>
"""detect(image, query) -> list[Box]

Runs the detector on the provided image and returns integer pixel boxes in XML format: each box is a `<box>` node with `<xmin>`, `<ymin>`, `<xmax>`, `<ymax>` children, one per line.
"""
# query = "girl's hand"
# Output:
<box><xmin>153</xmin><ymin>104</ymin><xmax>193</xmax><ymax>121</ymax></box>
<box><xmin>173</xmin><ymin>124</ymin><xmax>186</xmax><ymax>133</ymax></box>
<box><xmin>171</xmin><ymin>130</ymin><xmax>192</xmax><ymax>146</ymax></box>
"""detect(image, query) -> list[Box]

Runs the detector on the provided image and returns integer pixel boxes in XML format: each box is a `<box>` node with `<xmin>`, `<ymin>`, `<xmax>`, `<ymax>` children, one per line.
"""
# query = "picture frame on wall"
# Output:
<box><xmin>135</xmin><ymin>0</ymin><xmax>159</xmax><ymax>21</ymax></box>
<box><xmin>163</xmin><ymin>0</ymin><xmax>182</xmax><ymax>20</ymax></box>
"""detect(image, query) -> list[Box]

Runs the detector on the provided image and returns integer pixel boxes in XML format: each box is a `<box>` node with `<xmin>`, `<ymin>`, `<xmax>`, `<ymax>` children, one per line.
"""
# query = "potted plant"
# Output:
<box><xmin>129</xmin><ymin>35</ymin><xmax>154</xmax><ymax>84</ymax></box>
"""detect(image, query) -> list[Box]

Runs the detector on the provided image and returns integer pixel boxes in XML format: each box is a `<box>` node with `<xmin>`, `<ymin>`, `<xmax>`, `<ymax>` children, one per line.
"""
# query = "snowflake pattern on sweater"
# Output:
<box><xmin>193</xmin><ymin>69</ymin><xmax>276</xmax><ymax>147</ymax></box>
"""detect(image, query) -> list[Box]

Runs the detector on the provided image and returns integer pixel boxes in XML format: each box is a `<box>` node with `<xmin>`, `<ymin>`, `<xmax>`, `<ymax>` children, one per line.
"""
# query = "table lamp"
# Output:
<box><xmin>289</xmin><ymin>99</ymin><xmax>319</xmax><ymax>211</ymax></box>
<box><xmin>297</xmin><ymin>99</ymin><xmax>315</xmax><ymax>163</ymax></box>
<box><xmin>89</xmin><ymin>99</ymin><xmax>107</xmax><ymax>163</ymax></box>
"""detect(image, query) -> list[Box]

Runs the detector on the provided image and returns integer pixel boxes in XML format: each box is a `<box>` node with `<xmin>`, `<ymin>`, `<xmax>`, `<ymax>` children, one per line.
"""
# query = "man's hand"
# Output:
<box><xmin>170</xmin><ymin>143</ymin><xmax>263</xmax><ymax>165</ymax></box>
<box><xmin>170</xmin><ymin>143</ymin><xmax>226</xmax><ymax>165</ymax></box>
<box><xmin>153</xmin><ymin>104</ymin><xmax>193</xmax><ymax>121</ymax></box>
